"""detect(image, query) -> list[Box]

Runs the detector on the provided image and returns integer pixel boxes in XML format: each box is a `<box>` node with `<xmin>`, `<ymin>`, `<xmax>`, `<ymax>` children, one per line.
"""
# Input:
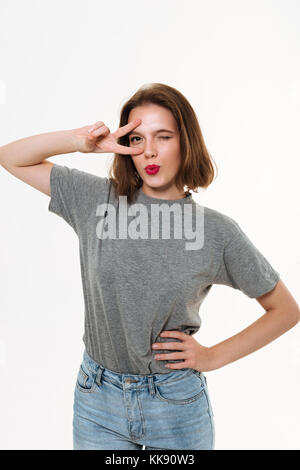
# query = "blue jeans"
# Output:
<box><xmin>73</xmin><ymin>350</ymin><xmax>215</xmax><ymax>450</ymax></box>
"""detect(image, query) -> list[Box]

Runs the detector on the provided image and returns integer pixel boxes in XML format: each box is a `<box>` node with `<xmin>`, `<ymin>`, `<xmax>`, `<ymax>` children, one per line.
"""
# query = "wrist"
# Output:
<box><xmin>65</xmin><ymin>128</ymin><xmax>79</xmax><ymax>153</ymax></box>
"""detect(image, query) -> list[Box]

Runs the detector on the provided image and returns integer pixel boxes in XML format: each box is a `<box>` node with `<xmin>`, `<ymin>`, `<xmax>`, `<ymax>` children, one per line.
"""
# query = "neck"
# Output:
<box><xmin>141</xmin><ymin>184</ymin><xmax>187</xmax><ymax>201</ymax></box>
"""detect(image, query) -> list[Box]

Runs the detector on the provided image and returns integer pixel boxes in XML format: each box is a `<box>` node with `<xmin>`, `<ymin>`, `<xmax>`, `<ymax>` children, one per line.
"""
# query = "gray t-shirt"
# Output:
<box><xmin>48</xmin><ymin>163</ymin><xmax>280</xmax><ymax>374</ymax></box>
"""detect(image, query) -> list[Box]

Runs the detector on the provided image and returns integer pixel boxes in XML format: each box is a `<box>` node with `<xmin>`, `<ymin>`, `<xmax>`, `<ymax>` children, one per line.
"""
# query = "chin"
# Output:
<box><xmin>145</xmin><ymin>176</ymin><xmax>165</xmax><ymax>186</ymax></box>
<box><xmin>148</xmin><ymin>180</ymin><xmax>173</xmax><ymax>192</ymax></box>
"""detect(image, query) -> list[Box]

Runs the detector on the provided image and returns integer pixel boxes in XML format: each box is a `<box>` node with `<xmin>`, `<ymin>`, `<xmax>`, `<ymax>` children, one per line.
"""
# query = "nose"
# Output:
<box><xmin>141</xmin><ymin>138</ymin><xmax>157</xmax><ymax>158</ymax></box>
<box><xmin>144</xmin><ymin>149</ymin><xmax>157</xmax><ymax>158</ymax></box>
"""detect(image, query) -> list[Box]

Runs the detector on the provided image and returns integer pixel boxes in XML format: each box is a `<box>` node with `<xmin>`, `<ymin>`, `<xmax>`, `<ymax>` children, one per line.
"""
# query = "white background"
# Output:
<box><xmin>0</xmin><ymin>0</ymin><xmax>299</xmax><ymax>450</ymax></box>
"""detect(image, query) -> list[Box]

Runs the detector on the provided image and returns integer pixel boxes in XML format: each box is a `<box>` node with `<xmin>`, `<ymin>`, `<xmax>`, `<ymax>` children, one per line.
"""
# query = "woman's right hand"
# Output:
<box><xmin>72</xmin><ymin>118</ymin><xmax>144</xmax><ymax>155</ymax></box>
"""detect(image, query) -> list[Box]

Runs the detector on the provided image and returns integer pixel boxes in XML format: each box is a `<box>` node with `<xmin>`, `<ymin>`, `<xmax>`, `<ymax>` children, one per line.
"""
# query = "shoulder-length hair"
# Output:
<box><xmin>108</xmin><ymin>83</ymin><xmax>217</xmax><ymax>204</ymax></box>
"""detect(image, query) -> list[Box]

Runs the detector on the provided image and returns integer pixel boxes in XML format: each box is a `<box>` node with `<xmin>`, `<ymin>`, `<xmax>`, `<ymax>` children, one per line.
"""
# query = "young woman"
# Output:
<box><xmin>1</xmin><ymin>83</ymin><xmax>299</xmax><ymax>451</ymax></box>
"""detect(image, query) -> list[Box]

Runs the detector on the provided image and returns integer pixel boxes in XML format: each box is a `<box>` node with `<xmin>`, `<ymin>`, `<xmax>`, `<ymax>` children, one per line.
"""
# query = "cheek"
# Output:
<box><xmin>131</xmin><ymin>157</ymin><xmax>141</xmax><ymax>169</ymax></box>
<box><xmin>166</xmin><ymin>147</ymin><xmax>181</xmax><ymax>169</ymax></box>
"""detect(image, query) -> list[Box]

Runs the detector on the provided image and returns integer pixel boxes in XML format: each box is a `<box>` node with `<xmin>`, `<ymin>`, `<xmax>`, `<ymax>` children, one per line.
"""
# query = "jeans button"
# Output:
<box><xmin>125</xmin><ymin>378</ymin><xmax>138</xmax><ymax>384</ymax></box>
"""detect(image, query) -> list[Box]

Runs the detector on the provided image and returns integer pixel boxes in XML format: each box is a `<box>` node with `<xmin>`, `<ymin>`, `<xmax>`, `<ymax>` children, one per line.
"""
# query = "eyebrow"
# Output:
<box><xmin>128</xmin><ymin>129</ymin><xmax>176</xmax><ymax>136</ymax></box>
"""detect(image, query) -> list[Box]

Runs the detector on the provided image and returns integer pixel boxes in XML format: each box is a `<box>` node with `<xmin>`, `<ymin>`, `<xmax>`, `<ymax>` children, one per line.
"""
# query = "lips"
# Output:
<box><xmin>145</xmin><ymin>165</ymin><xmax>160</xmax><ymax>175</ymax></box>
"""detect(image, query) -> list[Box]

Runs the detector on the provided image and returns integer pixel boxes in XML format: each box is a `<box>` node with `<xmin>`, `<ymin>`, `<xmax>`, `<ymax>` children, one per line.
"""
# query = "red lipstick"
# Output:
<box><xmin>145</xmin><ymin>165</ymin><xmax>160</xmax><ymax>175</ymax></box>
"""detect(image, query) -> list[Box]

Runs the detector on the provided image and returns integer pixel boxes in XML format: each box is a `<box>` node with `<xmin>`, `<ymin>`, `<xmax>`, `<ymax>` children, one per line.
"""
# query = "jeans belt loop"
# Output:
<box><xmin>147</xmin><ymin>375</ymin><xmax>155</xmax><ymax>396</ymax></box>
<box><xmin>96</xmin><ymin>367</ymin><xmax>104</xmax><ymax>387</ymax></box>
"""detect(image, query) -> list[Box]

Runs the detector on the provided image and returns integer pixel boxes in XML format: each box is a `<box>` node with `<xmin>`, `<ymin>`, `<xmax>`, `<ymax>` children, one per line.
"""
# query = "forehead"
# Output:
<box><xmin>128</xmin><ymin>104</ymin><xmax>177</xmax><ymax>129</ymax></box>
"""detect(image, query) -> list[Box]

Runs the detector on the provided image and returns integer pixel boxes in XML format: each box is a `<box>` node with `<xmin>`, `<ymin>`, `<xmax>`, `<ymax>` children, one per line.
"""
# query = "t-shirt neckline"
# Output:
<box><xmin>136</xmin><ymin>187</ymin><xmax>193</xmax><ymax>205</ymax></box>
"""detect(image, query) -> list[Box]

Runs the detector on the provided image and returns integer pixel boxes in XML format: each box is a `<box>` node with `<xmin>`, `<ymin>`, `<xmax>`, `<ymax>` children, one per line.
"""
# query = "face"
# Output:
<box><xmin>128</xmin><ymin>103</ymin><xmax>184</xmax><ymax>199</ymax></box>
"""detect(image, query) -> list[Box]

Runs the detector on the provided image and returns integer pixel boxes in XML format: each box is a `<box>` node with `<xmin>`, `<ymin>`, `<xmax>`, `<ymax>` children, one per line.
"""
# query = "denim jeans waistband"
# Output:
<box><xmin>82</xmin><ymin>349</ymin><xmax>203</xmax><ymax>392</ymax></box>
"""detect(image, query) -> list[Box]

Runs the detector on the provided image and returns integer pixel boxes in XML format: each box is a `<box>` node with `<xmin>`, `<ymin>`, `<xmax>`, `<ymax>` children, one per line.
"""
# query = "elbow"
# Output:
<box><xmin>294</xmin><ymin>305</ymin><xmax>300</xmax><ymax>324</ymax></box>
<box><xmin>288</xmin><ymin>304</ymin><xmax>300</xmax><ymax>327</ymax></box>
<box><xmin>267</xmin><ymin>304</ymin><xmax>300</xmax><ymax>330</ymax></box>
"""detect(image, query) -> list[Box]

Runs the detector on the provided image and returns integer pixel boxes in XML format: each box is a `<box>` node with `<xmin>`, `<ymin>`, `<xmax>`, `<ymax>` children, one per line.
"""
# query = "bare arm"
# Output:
<box><xmin>0</xmin><ymin>129</ymin><xmax>77</xmax><ymax>168</ymax></box>
<box><xmin>209</xmin><ymin>279</ymin><xmax>300</xmax><ymax>370</ymax></box>
<box><xmin>152</xmin><ymin>279</ymin><xmax>300</xmax><ymax>372</ymax></box>
<box><xmin>0</xmin><ymin>118</ymin><xmax>143</xmax><ymax>197</ymax></box>
<box><xmin>0</xmin><ymin>129</ymin><xmax>77</xmax><ymax>196</ymax></box>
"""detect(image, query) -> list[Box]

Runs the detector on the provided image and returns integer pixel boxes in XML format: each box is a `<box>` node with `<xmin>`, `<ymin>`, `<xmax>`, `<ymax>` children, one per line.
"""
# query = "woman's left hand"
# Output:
<box><xmin>152</xmin><ymin>330</ymin><xmax>217</xmax><ymax>372</ymax></box>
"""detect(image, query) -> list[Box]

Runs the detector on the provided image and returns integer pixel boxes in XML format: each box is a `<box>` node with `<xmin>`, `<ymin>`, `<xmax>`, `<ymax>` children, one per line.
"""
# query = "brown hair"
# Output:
<box><xmin>108</xmin><ymin>83</ymin><xmax>217</xmax><ymax>204</ymax></box>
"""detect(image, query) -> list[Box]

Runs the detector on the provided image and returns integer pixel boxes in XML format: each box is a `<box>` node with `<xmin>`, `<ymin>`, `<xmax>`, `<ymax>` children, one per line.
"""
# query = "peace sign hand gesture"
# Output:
<box><xmin>73</xmin><ymin>118</ymin><xmax>143</xmax><ymax>155</ymax></box>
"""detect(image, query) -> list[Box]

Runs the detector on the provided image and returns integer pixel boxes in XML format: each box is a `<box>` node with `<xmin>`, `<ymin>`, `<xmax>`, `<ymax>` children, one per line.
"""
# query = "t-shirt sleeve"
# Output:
<box><xmin>213</xmin><ymin>222</ymin><xmax>280</xmax><ymax>298</ymax></box>
<box><xmin>48</xmin><ymin>163</ymin><xmax>110</xmax><ymax>234</ymax></box>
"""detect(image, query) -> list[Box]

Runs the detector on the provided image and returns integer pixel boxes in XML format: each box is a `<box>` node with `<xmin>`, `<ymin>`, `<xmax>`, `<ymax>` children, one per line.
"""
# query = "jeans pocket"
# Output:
<box><xmin>76</xmin><ymin>362</ymin><xmax>97</xmax><ymax>393</ymax></box>
<box><xmin>154</xmin><ymin>370</ymin><xmax>205</xmax><ymax>405</ymax></box>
